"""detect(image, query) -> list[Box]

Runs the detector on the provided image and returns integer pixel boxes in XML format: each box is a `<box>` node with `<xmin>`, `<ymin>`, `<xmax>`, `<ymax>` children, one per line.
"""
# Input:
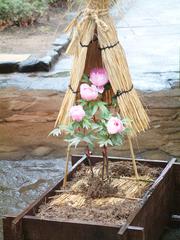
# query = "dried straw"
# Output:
<box><xmin>55</xmin><ymin>0</ymin><xmax>150</xmax><ymax>136</ymax></box>
<box><xmin>50</xmin><ymin>175</ymin><xmax>151</xmax><ymax>208</ymax></box>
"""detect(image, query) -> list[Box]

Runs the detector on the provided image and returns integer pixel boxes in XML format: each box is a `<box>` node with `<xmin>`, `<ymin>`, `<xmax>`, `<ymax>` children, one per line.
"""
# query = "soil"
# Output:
<box><xmin>0</xmin><ymin>7</ymin><xmax>68</xmax><ymax>57</ymax></box>
<box><xmin>109</xmin><ymin>161</ymin><xmax>162</xmax><ymax>178</ymax></box>
<box><xmin>37</xmin><ymin>160</ymin><xmax>163</xmax><ymax>225</ymax></box>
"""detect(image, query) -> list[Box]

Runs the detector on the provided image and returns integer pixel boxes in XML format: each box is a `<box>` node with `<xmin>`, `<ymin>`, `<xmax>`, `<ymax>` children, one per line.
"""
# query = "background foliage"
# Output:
<box><xmin>0</xmin><ymin>0</ymin><xmax>67</xmax><ymax>27</ymax></box>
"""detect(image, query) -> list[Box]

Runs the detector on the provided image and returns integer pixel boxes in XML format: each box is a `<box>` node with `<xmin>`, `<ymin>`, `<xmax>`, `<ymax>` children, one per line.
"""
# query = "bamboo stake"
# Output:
<box><xmin>63</xmin><ymin>145</ymin><xmax>71</xmax><ymax>188</ymax></box>
<box><xmin>128</xmin><ymin>136</ymin><xmax>139</xmax><ymax>181</ymax></box>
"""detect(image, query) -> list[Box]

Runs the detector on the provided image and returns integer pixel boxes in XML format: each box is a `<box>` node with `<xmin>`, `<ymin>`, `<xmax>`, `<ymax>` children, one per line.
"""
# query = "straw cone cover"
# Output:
<box><xmin>55</xmin><ymin>0</ymin><xmax>150</xmax><ymax>136</ymax></box>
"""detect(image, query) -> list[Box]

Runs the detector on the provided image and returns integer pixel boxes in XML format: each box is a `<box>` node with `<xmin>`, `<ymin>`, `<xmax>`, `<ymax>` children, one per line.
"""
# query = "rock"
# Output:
<box><xmin>137</xmin><ymin>130</ymin><xmax>167</xmax><ymax>149</ymax></box>
<box><xmin>169</xmin><ymin>80</ymin><xmax>180</xmax><ymax>89</ymax></box>
<box><xmin>52</xmin><ymin>45</ymin><xmax>63</xmax><ymax>55</ymax></box>
<box><xmin>0</xmin><ymin>62</ymin><xmax>18</xmax><ymax>73</ymax></box>
<box><xmin>53</xmin><ymin>34</ymin><xmax>69</xmax><ymax>47</ymax></box>
<box><xmin>160</xmin><ymin>142</ymin><xmax>180</xmax><ymax>158</ymax></box>
<box><xmin>0</xmin><ymin>151</ymin><xmax>26</xmax><ymax>160</ymax></box>
<box><xmin>0</xmin><ymin>145</ymin><xmax>26</xmax><ymax>160</ymax></box>
<box><xmin>0</xmin><ymin>54</ymin><xmax>30</xmax><ymax>73</ymax></box>
<box><xmin>18</xmin><ymin>53</ymin><xmax>59</xmax><ymax>73</ymax></box>
<box><xmin>38</xmin><ymin>56</ymin><xmax>52</xmax><ymax>71</ymax></box>
<box><xmin>32</xmin><ymin>146</ymin><xmax>53</xmax><ymax>157</ymax></box>
<box><xmin>18</xmin><ymin>56</ymin><xmax>40</xmax><ymax>72</ymax></box>
<box><xmin>5</xmin><ymin>113</ymin><xmax>56</xmax><ymax>123</ymax></box>
<box><xmin>140</xmin><ymin>150</ymin><xmax>171</xmax><ymax>161</ymax></box>
<box><xmin>46</xmin><ymin>50</ymin><xmax>59</xmax><ymax>65</ymax></box>
<box><xmin>0</xmin><ymin>145</ymin><xmax>20</xmax><ymax>153</ymax></box>
<box><xmin>0</xmin><ymin>88</ymin><xmax>179</xmax><ymax>160</ymax></box>
<box><xmin>142</xmin><ymin>89</ymin><xmax>180</xmax><ymax>109</ymax></box>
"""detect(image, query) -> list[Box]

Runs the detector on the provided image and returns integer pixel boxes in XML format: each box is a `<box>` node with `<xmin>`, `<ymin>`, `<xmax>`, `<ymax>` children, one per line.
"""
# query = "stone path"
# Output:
<box><xmin>0</xmin><ymin>54</ymin><xmax>30</xmax><ymax>63</ymax></box>
<box><xmin>0</xmin><ymin>34</ymin><xmax>69</xmax><ymax>73</ymax></box>
<box><xmin>114</xmin><ymin>0</ymin><xmax>180</xmax><ymax>91</ymax></box>
<box><xmin>0</xmin><ymin>158</ymin><xmax>67</xmax><ymax>240</ymax></box>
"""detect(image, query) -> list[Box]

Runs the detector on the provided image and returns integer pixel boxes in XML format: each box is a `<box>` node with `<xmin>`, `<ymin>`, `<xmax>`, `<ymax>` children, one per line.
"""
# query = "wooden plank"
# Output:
<box><xmin>118</xmin><ymin>158</ymin><xmax>176</xmax><ymax>240</ymax></box>
<box><xmin>72</xmin><ymin>154</ymin><xmax>168</xmax><ymax>168</ymax></box>
<box><xmin>22</xmin><ymin>216</ymin><xmax>120</xmax><ymax>240</ymax></box>
<box><xmin>3</xmin><ymin>216</ymin><xmax>17</xmax><ymax>240</ymax></box>
<box><xmin>117</xmin><ymin>226</ymin><xmax>144</xmax><ymax>240</ymax></box>
<box><xmin>174</xmin><ymin>190</ymin><xmax>180</xmax><ymax>213</ymax></box>
<box><xmin>171</xmin><ymin>215</ymin><xmax>180</xmax><ymax>221</ymax></box>
<box><xmin>128</xmin><ymin>226</ymin><xmax>145</xmax><ymax>240</ymax></box>
<box><xmin>173</xmin><ymin>163</ymin><xmax>180</xmax><ymax>213</ymax></box>
<box><xmin>170</xmin><ymin>215</ymin><xmax>180</xmax><ymax>227</ymax></box>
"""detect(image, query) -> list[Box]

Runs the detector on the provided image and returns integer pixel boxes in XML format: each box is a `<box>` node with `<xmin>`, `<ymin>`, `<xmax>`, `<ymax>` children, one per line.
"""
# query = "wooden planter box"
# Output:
<box><xmin>3</xmin><ymin>155</ymin><xmax>180</xmax><ymax>240</ymax></box>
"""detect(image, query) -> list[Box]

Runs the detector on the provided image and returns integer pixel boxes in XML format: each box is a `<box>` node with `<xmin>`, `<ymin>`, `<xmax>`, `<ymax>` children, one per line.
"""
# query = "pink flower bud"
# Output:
<box><xmin>107</xmin><ymin>117</ymin><xmax>124</xmax><ymax>134</ymax></box>
<box><xmin>80</xmin><ymin>83</ymin><xmax>98</xmax><ymax>101</ymax></box>
<box><xmin>90</xmin><ymin>68</ymin><xmax>109</xmax><ymax>87</ymax></box>
<box><xmin>70</xmin><ymin>105</ymin><xmax>85</xmax><ymax>122</ymax></box>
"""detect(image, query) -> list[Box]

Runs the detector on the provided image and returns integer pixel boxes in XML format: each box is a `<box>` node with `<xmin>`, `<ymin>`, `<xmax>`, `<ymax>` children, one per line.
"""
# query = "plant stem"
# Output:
<box><xmin>86</xmin><ymin>146</ymin><xmax>94</xmax><ymax>178</ymax></box>
<box><xmin>102</xmin><ymin>145</ymin><xmax>109</xmax><ymax>179</ymax></box>
<box><xmin>102</xmin><ymin>155</ymin><xmax>105</xmax><ymax>180</ymax></box>
<box><xmin>104</xmin><ymin>145</ymin><xmax>109</xmax><ymax>179</ymax></box>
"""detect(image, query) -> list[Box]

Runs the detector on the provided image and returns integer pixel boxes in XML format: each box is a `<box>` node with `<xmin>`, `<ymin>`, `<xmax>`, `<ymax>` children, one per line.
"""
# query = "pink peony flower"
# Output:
<box><xmin>90</xmin><ymin>68</ymin><xmax>109</xmax><ymax>87</ymax></box>
<box><xmin>107</xmin><ymin>117</ymin><xmax>124</xmax><ymax>135</ymax></box>
<box><xmin>80</xmin><ymin>83</ymin><xmax>98</xmax><ymax>101</ymax></box>
<box><xmin>96</xmin><ymin>85</ymin><xmax>104</xmax><ymax>94</ymax></box>
<box><xmin>70</xmin><ymin>105</ymin><xmax>85</xmax><ymax>122</ymax></box>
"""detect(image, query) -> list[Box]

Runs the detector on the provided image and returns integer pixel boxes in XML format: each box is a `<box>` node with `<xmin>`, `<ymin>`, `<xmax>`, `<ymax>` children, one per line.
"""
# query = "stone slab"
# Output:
<box><xmin>0</xmin><ymin>33</ymin><xmax>69</xmax><ymax>73</ymax></box>
<box><xmin>0</xmin><ymin>54</ymin><xmax>30</xmax><ymax>63</ymax></box>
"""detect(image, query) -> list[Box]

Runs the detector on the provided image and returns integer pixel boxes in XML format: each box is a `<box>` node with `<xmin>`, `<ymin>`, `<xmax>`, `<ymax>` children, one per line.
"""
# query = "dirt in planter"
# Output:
<box><xmin>38</xmin><ymin>199</ymin><xmax>140</xmax><ymax>225</ymax></box>
<box><xmin>37</xmin><ymin>160</ymin><xmax>163</xmax><ymax>225</ymax></box>
<box><xmin>79</xmin><ymin>177</ymin><xmax>119</xmax><ymax>199</ymax></box>
<box><xmin>109</xmin><ymin>161</ymin><xmax>162</xmax><ymax>178</ymax></box>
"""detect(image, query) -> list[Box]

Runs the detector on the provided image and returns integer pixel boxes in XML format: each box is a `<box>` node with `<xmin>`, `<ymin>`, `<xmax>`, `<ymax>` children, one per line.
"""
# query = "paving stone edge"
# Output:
<box><xmin>0</xmin><ymin>33</ymin><xmax>70</xmax><ymax>74</ymax></box>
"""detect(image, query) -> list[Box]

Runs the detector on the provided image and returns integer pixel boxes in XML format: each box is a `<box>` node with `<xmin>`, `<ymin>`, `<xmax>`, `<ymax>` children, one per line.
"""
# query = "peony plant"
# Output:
<box><xmin>51</xmin><ymin>68</ymin><xmax>131</xmax><ymax>180</ymax></box>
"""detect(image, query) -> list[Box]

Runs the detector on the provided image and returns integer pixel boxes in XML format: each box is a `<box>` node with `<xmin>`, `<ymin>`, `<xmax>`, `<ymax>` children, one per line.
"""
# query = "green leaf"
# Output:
<box><xmin>91</xmin><ymin>104</ymin><xmax>98</xmax><ymax>116</ymax></box>
<box><xmin>111</xmin><ymin>133</ymin><xmax>123</xmax><ymax>146</ymax></box>
<box><xmin>78</xmin><ymin>99</ymin><xmax>87</xmax><ymax>106</ymax></box>
<box><xmin>88</xmin><ymin>143</ymin><xmax>94</xmax><ymax>152</ymax></box>
<box><xmin>83</xmin><ymin>136</ymin><xmax>93</xmax><ymax>145</ymax></box>
<box><xmin>104</xmin><ymin>82</ymin><xmax>111</xmax><ymax>90</ymax></box>
<box><xmin>98</xmin><ymin>139</ymin><xmax>113</xmax><ymax>147</ymax></box>
<box><xmin>92</xmin><ymin>123</ymin><xmax>99</xmax><ymax>130</ymax></box>
<box><xmin>82</xmin><ymin>74</ymin><xmax>90</xmax><ymax>83</ymax></box>
<box><xmin>112</xmin><ymin>96</ymin><xmax>118</xmax><ymax>107</ymax></box>
<box><xmin>99</xmin><ymin>130</ymin><xmax>108</xmax><ymax>136</ymax></box>
<box><xmin>82</xmin><ymin>118</ymin><xmax>91</xmax><ymax>129</ymax></box>
<box><xmin>98</xmin><ymin>102</ymin><xmax>109</xmax><ymax>115</ymax></box>
<box><xmin>65</xmin><ymin>136</ymin><xmax>81</xmax><ymax>148</ymax></box>
<box><xmin>65</xmin><ymin>125</ymin><xmax>75</xmax><ymax>135</ymax></box>
<box><xmin>100</xmin><ymin>110</ymin><xmax>111</xmax><ymax>120</ymax></box>
<box><xmin>48</xmin><ymin>128</ymin><xmax>61</xmax><ymax>137</ymax></box>
<box><xmin>72</xmin><ymin>121</ymin><xmax>81</xmax><ymax>129</ymax></box>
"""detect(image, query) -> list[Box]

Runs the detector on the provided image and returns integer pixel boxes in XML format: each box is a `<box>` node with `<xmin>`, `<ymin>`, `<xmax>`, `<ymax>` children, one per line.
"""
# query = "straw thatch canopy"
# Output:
<box><xmin>55</xmin><ymin>0</ymin><xmax>150</xmax><ymax>136</ymax></box>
